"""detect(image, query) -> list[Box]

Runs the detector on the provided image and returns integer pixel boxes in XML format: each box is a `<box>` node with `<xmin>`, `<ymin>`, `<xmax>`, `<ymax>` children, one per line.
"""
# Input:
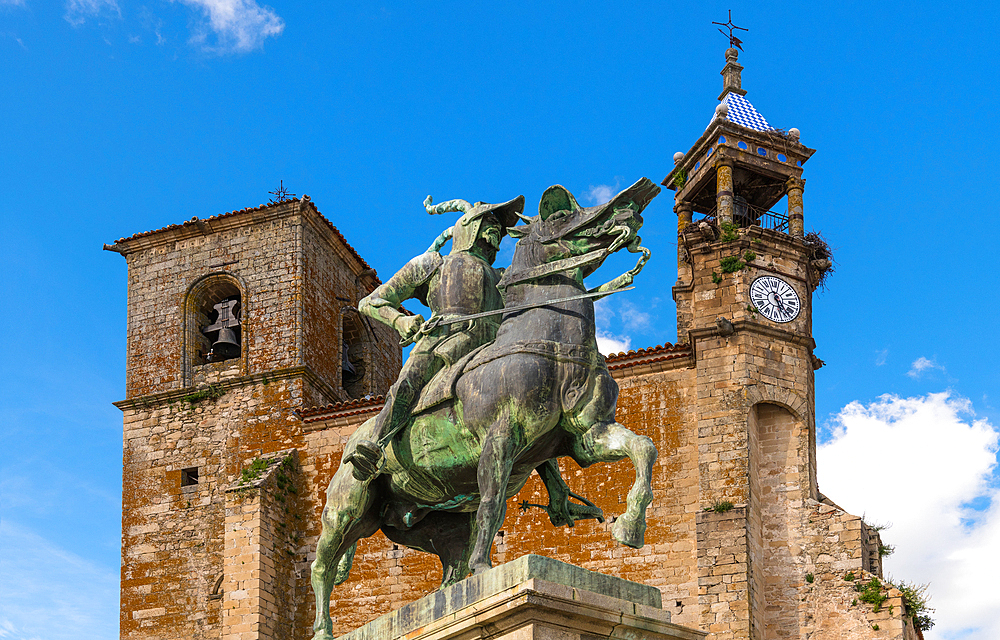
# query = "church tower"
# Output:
<box><xmin>106</xmin><ymin>196</ymin><xmax>401</xmax><ymax>639</ymax></box>
<box><xmin>660</xmin><ymin>45</ymin><xmax>836</xmax><ymax>639</ymax></box>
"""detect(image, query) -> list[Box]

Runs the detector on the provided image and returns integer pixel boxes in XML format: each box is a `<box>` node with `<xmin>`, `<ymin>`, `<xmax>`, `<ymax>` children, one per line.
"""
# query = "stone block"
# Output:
<box><xmin>334</xmin><ymin>556</ymin><xmax>703</xmax><ymax>640</ymax></box>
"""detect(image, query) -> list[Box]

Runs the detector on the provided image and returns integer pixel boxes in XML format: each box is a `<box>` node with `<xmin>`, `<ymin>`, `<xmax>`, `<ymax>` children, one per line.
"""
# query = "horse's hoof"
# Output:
<box><xmin>569</xmin><ymin>503</ymin><xmax>605</xmax><ymax>524</ymax></box>
<box><xmin>612</xmin><ymin>517</ymin><xmax>646</xmax><ymax>549</ymax></box>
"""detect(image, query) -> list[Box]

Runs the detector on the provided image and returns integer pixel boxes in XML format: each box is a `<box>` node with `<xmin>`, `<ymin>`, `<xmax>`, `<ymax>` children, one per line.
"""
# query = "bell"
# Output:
<box><xmin>211</xmin><ymin>327</ymin><xmax>240</xmax><ymax>360</ymax></box>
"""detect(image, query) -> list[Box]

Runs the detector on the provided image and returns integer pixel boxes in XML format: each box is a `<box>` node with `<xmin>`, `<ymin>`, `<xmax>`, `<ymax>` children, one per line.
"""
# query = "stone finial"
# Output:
<box><xmin>788</xmin><ymin>128</ymin><xmax>800</xmax><ymax>140</ymax></box>
<box><xmin>715</xmin><ymin>103</ymin><xmax>729</xmax><ymax>119</ymax></box>
<box><xmin>673</xmin><ymin>152</ymin><xmax>685</xmax><ymax>164</ymax></box>
<box><xmin>719</xmin><ymin>47</ymin><xmax>747</xmax><ymax>101</ymax></box>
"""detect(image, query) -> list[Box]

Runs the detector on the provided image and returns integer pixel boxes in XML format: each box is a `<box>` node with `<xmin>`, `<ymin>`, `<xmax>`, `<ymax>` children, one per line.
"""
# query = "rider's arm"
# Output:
<box><xmin>359</xmin><ymin>251</ymin><xmax>442</xmax><ymax>334</ymax></box>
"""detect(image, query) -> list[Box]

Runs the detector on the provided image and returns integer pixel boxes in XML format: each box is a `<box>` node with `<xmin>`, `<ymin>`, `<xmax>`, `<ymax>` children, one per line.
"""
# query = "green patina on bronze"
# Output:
<box><xmin>310</xmin><ymin>178</ymin><xmax>662</xmax><ymax>640</ymax></box>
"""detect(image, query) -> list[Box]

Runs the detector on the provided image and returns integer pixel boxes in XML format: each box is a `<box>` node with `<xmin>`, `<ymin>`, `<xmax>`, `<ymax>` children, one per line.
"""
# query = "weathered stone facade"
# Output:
<box><xmin>109</xmin><ymin>51</ymin><xmax>924</xmax><ymax>640</ymax></box>
<box><xmin>109</xmin><ymin>199</ymin><xmax>402</xmax><ymax>639</ymax></box>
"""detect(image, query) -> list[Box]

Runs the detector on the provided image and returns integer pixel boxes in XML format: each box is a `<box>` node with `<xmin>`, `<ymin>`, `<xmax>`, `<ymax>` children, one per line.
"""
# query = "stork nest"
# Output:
<box><xmin>803</xmin><ymin>230</ymin><xmax>835</xmax><ymax>291</ymax></box>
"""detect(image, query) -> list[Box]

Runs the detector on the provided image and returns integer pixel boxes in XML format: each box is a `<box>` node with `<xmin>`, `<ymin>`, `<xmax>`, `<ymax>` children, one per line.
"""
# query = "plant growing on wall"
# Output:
<box><xmin>889</xmin><ymin>579</ymin><xmax>935</xmax><ymax>631</ymax></box>
<box><xmin>182</xmin><ymin>384</ymin><xmax>226</xmax><ymax>405</ymax></box>
<box><xmin>856</xmin><ymin>577</ymin><xmax>887</xmax><ymax>612</ymax></box>
<box><xmin>672</xmin><ymin>168</ymin><xmax>687</xmax><ymax>189</ymax></box>
<box><xmin>720</xmin><ymin>221</ymin><xmax>739</xmax><ymax>242</ymax></box>
<box><xmin>707</xmin><ymin>500</ymin><xmax>734</xmax><ymax>513</ymax></box>
<box><xmin>720</xmin><ymin>256</ymin><xmax>745</xmax><ymax>273</ymax></box>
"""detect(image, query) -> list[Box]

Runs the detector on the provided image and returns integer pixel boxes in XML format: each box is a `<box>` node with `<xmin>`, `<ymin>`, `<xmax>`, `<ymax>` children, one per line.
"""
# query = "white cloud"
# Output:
<box><xmin>138</xmin><ymin>7</ymin><xmax>166</xmax><ymax>45</ymax></box>
<box><xmin>175</xmin><ymin>0</ymin><xmax>284</xmax><ymax>53</ymax></box>
<box><xmin>594</xmin><ymin>297</ymin><xmax>633</xmax><ymax>355</ymax></box>
<box><xmin>596</xmin><ymin>331</ymin><xmax>630</xmax><ymax>356</ymax></box>
<box><xmin>64</xmin><ymin>0</ymin><xmax>120</xmax><ymax>26</ymax></box>
<box><xmin>818</xmin><ymin>392</ymin><xmax>1000</xmax><ymax>640</ymax></box>
<box><xmin>619</xmin><ymin>300</ymin><xmax>651</xmax><ymax>332</ymax></box>
<box><xmin>907</xmin><ymin>356</ymin><xmax>943</xmax><ymax>378</ymax></box>
<box><xmin>0</xmin><ymin>521</ymin><xmax>119</xmax><ymax>640</ymax></box>
<box><xmin>0</xmin><ymin>0</ymin><xmax>26</xmax><ymax>7</ymax></box>
<box><xmin>875</xmin><ymin>348</ymin><xmax>888</xmax><ymax>366</ymax></box>
<box><xmin>583</xmin><ymin>184</ymin><xmax>614</xmax><ymax>206</ymax></box>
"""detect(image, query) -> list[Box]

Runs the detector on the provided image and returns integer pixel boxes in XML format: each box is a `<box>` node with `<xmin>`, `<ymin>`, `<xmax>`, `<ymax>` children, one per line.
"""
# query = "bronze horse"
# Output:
<box><xmin>310</xmin><ymin>178</ymin><xmax>661</xmax><ymax>640</ymax></box>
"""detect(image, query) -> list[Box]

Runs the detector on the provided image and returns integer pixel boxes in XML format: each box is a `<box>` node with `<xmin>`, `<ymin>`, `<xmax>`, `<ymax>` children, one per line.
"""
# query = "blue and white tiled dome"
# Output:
<box><xmin>712</xmin><ymin>92</ymin><xmax>773</xmax><ymax>132</ymax></box>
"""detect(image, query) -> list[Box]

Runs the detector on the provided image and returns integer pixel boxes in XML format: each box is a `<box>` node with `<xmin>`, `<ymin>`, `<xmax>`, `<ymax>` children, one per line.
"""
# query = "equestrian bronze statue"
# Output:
<box><xmin>310</xmin><ymin>178</ymin><xmax>660</xmax><ymax>640</ymax></box>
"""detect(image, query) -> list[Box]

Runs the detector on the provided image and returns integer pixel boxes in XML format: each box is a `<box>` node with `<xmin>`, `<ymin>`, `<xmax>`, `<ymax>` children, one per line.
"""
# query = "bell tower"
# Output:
<box><xmin>106</xmin><ymin>196</ymin><xmax>402</xmax><ymax>640</ymax></box>
<box><xmin>662</xmin><ymin>45</ymin><xmax>831</xmax><ymax>640</ymax></box>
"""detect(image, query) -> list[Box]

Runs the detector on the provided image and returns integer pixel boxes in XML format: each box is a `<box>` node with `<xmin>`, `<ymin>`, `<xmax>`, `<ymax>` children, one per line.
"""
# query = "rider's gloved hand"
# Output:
<box><xmin>345</xmin><ymin>440</ymin><xmax>385</xmax><ymax>481</ymax></box>
<box><xmin>394</xmin><ymin>314</ymin><xmax>425</xmax><ymax>342</ymax></box>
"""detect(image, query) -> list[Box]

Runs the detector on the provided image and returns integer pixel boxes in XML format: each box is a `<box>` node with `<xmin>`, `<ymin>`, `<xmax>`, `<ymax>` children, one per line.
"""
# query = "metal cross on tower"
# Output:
<box><xmin>268</xmin><ymin>180</ymin><xmax>296</xmax><ymax>204</ymax></box>
<box><xmin>713</xmin><ymin>10</ymin><xmax>748</xmax><ymax>51</ymax></box>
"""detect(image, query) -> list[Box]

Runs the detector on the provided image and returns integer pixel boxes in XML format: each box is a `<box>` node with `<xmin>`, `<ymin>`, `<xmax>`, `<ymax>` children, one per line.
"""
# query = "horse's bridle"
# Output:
<box><xmin>497</xmin><ymin>220</ymin><xmax>636</xmax><ymax>290</ymax></box>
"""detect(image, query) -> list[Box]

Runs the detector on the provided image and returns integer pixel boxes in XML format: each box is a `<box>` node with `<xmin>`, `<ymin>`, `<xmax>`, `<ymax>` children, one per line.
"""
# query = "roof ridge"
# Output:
<box><xmin>109</xmin><ymin>197</ymin><xmax>379</xmax><ymax>282</ymax></box>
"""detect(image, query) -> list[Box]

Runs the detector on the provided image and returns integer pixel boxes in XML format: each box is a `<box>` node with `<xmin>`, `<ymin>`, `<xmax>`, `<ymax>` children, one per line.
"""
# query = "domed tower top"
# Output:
<box><xmin>663</xmin><ymin>27</ymin><xmax>815</xmax><ymax>237</ymax></box>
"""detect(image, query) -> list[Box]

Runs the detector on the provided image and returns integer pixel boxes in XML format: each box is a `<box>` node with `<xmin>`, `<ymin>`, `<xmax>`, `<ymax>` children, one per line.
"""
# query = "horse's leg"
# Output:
<box><xmin>469</xmin><ymin>412</ymin><xmax>524</xmax><ymax>574</ymax></box>
<box><xmin>535</xmin><ymin>458</ymin><xmax>605</xmax><ymax>527</ymax></box>
<box><xmin>310</xmin><ymin>466</ymin><xmax>381</xmax><ymax>640</ymax></box>
<box><xmin>382</xmin><ymin>511</ymin><xmax>476</xmax><ymax>588</ymax></box>
<box><xmin>568</xmin><ymin>422</ymin><xmax>657</xmax><ymax>548</ymax></box>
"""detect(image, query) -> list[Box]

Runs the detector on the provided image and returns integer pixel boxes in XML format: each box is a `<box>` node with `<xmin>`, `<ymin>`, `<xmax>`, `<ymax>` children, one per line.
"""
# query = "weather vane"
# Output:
<box><xmin>268</xmin><ymin>180</ymin><xmax>296</xmax><ymax>204</ymax></box>
<box><xmin>713</xmin><ymin>10</ymin><xmax>748</xmax><ymax>51</ymax></box>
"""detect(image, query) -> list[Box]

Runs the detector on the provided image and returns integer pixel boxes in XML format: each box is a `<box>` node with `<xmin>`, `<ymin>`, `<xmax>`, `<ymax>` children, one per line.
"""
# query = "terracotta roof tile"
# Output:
<box><xmin>112</xmin><ymin>197</ymin><xmax>378</xmax><ymax>280</ymax></box>
<box><xmin>298</xmin><ymin>395</ymin><xmax>385</xmax><ymax>423</ymax></box>
<box><xmin>603</xmin><ymin>343</ymin><xmax>690</xmax><ymax>363</ymax></box>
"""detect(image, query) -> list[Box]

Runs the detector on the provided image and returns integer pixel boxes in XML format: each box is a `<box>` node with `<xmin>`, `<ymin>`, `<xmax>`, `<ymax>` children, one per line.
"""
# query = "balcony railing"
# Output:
<box><xmin>696</xmin><ymin>202</ymin><xmax>789</xmax><ymax>233</ymax></box>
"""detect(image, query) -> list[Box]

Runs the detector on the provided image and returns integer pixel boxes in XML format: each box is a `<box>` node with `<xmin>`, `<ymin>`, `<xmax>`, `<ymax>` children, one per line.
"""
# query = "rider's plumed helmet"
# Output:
<box><xmin>424</xmin><ymin>195</ymin><xmax>526</xmax><ymax>254</ymax></box>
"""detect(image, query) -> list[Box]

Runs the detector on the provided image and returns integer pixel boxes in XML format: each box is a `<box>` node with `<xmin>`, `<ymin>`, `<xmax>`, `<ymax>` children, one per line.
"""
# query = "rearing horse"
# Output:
<box><xmin>310</xmin><ymin>178</ymin><xmax>661</xmax><ymax>640</ymax></box>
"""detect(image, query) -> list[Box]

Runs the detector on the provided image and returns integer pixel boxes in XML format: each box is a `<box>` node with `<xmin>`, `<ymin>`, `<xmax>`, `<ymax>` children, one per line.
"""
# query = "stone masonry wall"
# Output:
<box><xmin>300</xmin><ymin>215</ymin><xmax>400</xmax><ymax>403</ymax></box>
<box><xmin>122</xmin><ymin>206</ymin><xmax>299</xmax><ymax>399</ymax></box>
<box><xmin>222</xmin><ymin>450</ymin><xmax>301</xmax><ymax>640</ymax></box>
<box><xmin>797</xmin><ymin>502</ymin><xmax>921</xmax><ymax>640</ymax></box>
<box><xmin>753</xmin><ymin>403</ymin><xmax>810</xmax><ymax>640</ymax></box>
<box><xmin>696</xmin><ymin>507</ymin><xmax>752</xmax><ymax>640</ymax></box>
<box><xmin>293</xmin><ymin>356</ymin><xmax>705</xmax><ymax>637</ymax></box>
<box><xmin>119</xmin><ymin>378</ymin><xmax>306</xmax><ymax>640</ymax></box>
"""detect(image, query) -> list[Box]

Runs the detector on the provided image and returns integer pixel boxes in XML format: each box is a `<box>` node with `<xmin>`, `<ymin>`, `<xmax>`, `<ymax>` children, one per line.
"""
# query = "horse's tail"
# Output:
<box><xmin>333</xmin><ymin>542</ymin><xmax>357</xmax><ymax>586</ymax></box>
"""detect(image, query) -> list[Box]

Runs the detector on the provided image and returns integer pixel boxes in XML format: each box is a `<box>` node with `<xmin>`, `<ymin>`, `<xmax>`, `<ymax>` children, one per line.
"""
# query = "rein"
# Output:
<box><xmin>498</xmin><ymin>222</ymin><xmax>634</xmax><ymax>290</ymax></box>
<box><xmin>496</xmin><ymin>248</ymin><xmax>610</xmax><ymax>290</ymax></box>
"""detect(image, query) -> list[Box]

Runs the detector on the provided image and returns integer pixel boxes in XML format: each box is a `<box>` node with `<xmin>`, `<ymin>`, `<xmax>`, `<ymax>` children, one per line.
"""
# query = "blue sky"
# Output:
<box><xmin>1</xmin><ymin>2</ymin><xmax>997</xmax><ymax>639</ymax></box>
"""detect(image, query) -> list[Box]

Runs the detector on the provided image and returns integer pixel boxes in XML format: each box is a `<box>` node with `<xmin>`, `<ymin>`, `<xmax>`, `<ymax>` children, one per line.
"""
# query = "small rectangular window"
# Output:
<box><xmin>181</xmin><ymin>467</ymin><xmax>199</xmax><ymax>487</ymax></box>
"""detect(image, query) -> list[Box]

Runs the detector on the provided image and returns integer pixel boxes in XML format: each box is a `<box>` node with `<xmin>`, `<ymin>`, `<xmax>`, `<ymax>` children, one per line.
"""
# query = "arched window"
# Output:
<box><xmin>184</xmin><ymin>274</ymin><xmax>245</xmax><ymax>386</ymax></box>
<box><xmin>341</xmin><ymin>309</ymin><xmax>369</xmax><ymax>399</ymax></box>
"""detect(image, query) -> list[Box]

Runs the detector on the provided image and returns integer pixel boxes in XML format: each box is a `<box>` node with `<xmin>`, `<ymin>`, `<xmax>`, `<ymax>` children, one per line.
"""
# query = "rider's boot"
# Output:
<box><xmin>345</xmin><ymin>377</ymin><xmax>419</xmax><ymax>481</ymax></box>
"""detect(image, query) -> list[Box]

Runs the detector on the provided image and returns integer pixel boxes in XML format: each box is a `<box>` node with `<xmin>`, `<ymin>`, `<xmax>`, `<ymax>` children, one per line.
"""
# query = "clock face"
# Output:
<box><xmin>750</xmin><ymin>276</ymin><xmax>801</xmax><ymax>323</ymax></box>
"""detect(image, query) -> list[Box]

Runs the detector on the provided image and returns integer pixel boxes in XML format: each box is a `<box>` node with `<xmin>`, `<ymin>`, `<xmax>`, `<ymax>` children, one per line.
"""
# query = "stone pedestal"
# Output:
<box><xmin>336</xmin><ymin>554</ymin><xmax>705</xmax><ymax>640</ymax></box>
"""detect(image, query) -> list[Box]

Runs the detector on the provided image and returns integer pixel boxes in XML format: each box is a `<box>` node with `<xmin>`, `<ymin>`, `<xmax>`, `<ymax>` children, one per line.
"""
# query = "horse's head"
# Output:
<box><xmin>499</xmin><ymin>177</ymin><xmax>660</xmax><ymax>290</ymax></box>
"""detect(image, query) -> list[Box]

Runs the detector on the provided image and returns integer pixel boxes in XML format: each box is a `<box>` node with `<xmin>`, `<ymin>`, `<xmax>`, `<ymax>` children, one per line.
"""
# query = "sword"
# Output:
<box><xmin>400</xmin><ymin>286</ymin><xmax>635</xmax><ymax>346</ymax></box>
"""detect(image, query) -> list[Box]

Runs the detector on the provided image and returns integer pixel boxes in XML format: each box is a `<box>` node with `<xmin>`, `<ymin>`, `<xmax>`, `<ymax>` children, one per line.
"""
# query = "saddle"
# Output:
<box><xmin>411</xmin><ymin>343</ymin><xmax>491</xmax><ymax>414</ymax></box>
<box><xmin>411</xmin><ymin>339</ymin><xmax>605</xmax><ymax>417</ymax></box>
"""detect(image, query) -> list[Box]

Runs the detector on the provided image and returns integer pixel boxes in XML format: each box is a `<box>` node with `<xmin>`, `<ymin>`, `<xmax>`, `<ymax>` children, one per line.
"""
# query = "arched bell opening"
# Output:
<box><xmin>195</xmin><ymin>280</ymin><xmax>242</xmax><ymax>364</ymax></box>
<box><xmin>341</xmin><ymin>309</ymin><xmax>369</xmax><ymax>400</ymax></box>
<box><xmin>184</xmin><ymin>274</ymin><xmax>246</xmax><ymax>387</ymax></box>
